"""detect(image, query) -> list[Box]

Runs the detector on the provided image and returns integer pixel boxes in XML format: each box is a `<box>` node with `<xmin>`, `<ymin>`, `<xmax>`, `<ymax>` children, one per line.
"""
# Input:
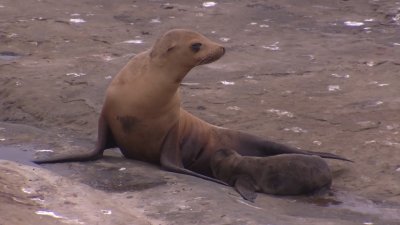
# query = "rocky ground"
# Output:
<box><xmin>1</xmin><ymin>0</ymin><xmax>400</xmax><ymax>224</ymax></box>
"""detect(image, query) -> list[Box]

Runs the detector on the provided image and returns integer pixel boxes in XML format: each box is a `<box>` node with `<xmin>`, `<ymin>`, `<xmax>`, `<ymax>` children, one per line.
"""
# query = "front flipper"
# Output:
<box><xmin>33</xmin><ymin>113</ymin><xmax>114</xmax><ymax>164</ymax></box>
<box><xmin>234</xmin><ymin>175</ymin><xmax>258</xmax><ymax>202</ymax></box>
<box><xmin>160</xmin><ymin>123</ymin><xmax>228</xmax><ymax>186</ymax></box>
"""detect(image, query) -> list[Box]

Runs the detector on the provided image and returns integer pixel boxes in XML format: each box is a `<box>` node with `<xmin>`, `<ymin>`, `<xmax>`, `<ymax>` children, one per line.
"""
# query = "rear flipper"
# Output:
<box><xmin>33</xmin><ymin>114</ymin><xmax>114</xmax><ymax>164</ymax></box>
<box><xmin>221</xmin><ymin>129</ymin><xmax>353</xmax><ymax>162</ymax></box>
<box><xmin>302</xmin><ymin>149</ymin><xmax>353</xmax><ymax>162</ymax></box>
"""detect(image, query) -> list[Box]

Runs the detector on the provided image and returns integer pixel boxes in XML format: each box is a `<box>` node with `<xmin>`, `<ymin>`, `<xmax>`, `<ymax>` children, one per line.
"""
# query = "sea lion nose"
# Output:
<box><xmin>220</xmin><ymin>46</ymin><xmax>225</xmax><ymax>55</ymax></box>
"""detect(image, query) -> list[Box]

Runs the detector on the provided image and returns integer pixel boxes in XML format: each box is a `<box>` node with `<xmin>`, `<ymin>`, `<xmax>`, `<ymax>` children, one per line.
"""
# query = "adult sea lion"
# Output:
<box><xmin>34</xmin><ymin>29</ymin><xmax>350</xmax><ymax>184</ymax></box>
<box><xmin>211</xmin><ymin>149</ymin><xmax>332</xmax><ymax>202</ymax></box>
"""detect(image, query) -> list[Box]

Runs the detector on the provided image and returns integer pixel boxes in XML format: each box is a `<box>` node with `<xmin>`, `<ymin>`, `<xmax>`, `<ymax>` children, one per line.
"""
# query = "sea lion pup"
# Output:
<box><xmin>33</xmin><ymin>29</ymin><xmax>350</xmax><ymax>185</ymax></box>
<box><xmin>211</xmin><ymin>149</ymin><xmax>332</xmax><ymax>202</ymax></box>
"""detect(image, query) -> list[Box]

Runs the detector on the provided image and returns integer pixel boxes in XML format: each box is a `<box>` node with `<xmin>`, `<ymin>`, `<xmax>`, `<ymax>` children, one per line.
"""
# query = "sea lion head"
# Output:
<box><xmin>150</xmin><ymin>29</ymin><xmax>225</xmax><ymax>70</ymax></box>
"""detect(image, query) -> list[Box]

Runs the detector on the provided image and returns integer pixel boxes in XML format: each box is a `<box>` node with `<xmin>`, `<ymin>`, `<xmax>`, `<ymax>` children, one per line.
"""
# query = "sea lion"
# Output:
<box><xmin>33</xmin><ymin>29</ymin><xmax>350</xmax><ymax>185</ymax></box>
<box><xmin>211</xmin><ymin>149</ymin><xmax>332</xmax><ymax>202</ymax></box>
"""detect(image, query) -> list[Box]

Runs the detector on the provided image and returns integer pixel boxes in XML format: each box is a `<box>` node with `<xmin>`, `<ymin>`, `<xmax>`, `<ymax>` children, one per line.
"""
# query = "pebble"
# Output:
<box><xmin>267</xmin><ymin>109</ymin><xmax>294</xmax><ymax>118</ymax></box>
<box><xmin>69</xmin><ymin>18</ymin><xmax>86</xmax><ymax>23</ymax></box>
<box><xmin>284</xmin><ymin>127</ymin><xmax>307</xmax><ymax>133</ymax></box>
<box><xmin>219</xmin><ymin>81</ymin><xmax>235</xmax><ymax>85</ymax></box>
<box><xmin>202</xmin><ymin>2</ymin><xmax>217</xmax><ymax>7</ymax></box>
<box><xmin>101</xmin><ymin>209</ymin><xmax>112</xmax><ymax>215</ymax></box>
<box><xmin>328</xmin><ymin>85</ymin><xmax>340</xmax><ymax>92</ymax></box>
<box><xmin>122</xmin><ymin>39</ymin><xmax>143</xmax><ymax>44</ymax></box>
<box><xmin>344</xmin><ymin>21</ymin><xmax>364</xmax><ymax>27</ymax></box>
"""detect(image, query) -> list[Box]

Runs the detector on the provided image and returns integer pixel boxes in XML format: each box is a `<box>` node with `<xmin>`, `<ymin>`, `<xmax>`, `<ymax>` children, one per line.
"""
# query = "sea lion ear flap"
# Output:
<box><xmin>150</xmin><ymin>39</ymin><xmax>161</xmax><ymax>58</ymax></box>
<box><xmin>166</xmin><ymin>42</ymin><xmax>177</xmax><ymax>53</ymax></box>
<box><xmin>150</xmin><ymin>42</ymin><xmax>176</xmax><ymax>58</ymax></box>
<box><xmin>234</xmin><ymin>175</ymin><xmax>258</xmax><ymax>202</ymax></box>
<box><xmin>150</xmin><ymin>33</ymin><xmax>177</xmax><ymax>58</ymax></box>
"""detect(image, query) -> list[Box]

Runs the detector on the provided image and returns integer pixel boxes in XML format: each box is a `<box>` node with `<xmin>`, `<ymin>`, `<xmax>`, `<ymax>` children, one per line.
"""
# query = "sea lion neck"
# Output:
<box><xmin>148</xmin><ymin>53</ymin><xmax>193</xmax><ymax>84</ymax></box>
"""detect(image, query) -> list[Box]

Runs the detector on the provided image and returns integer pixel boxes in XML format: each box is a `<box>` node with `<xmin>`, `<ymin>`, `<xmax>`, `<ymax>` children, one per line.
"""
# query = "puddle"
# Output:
<box><xmin>0</xmin><ymin>51</ymin><xmax>21</xmax><ymax>60</ymax></box>
<box><xmin>335</xmin><ymin>193</ymin><xmax>400</xmax><ymax>222</ymax></box>
<box><xmin>84</xmin><ymin>165</ymin><xmax>167</xmax><ymax>192</ymax></box>
<box><xmin>41</xmin><ymin>153</ymin><xmax>168</xmax><ymax>193</ymax></box>
<box><xmin>0</xmin><ymin>146</ymin><xmax>37</xmax><ymax>167</ymax></box>
<box><xmin>291</xmin><ymin>191</ymin><xmax>400</xmax><ymax>223</ymax></box>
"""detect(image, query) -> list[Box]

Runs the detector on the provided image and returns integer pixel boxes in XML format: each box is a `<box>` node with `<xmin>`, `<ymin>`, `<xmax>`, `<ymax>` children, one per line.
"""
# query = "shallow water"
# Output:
<box><xmin>0</xmin><ymin>145</ymin><xmax>37</xmax><ymax>167</ymax></box>
<box><xmin>0</xmin><ymin>51</ymin><xmax>21</xmax><ymax>61</ymax></box>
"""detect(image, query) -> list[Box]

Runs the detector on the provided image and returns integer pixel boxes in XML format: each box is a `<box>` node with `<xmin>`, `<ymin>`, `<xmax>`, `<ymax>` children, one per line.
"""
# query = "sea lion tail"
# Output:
<box><xmin>302</xmin><ymin>150</ymin><xmax>353</xmax><ymax>162</ymax></box>
<box><xmin>252</xmin><ymin>139</ymin><xmax>353</xmax><ymax>162</ymax></box>
<box><xmin>255</xmin><ymin>140</ymin><xmax>353</xmax><ymax>162</ymax></box>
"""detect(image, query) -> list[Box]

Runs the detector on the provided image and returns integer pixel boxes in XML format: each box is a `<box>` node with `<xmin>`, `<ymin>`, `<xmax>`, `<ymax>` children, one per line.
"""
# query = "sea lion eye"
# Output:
<box><xmin>191</xmin><ymin>43</ymin><xmax>202</xmax><ymax>52</ymax></box>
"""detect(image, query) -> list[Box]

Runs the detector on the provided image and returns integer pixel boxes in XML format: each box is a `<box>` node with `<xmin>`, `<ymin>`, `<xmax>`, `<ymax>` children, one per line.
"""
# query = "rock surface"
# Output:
<box><xmin>1</xmin><ymin>0</ymin><xmax>400</xmax><ymax>224</ymax></box>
